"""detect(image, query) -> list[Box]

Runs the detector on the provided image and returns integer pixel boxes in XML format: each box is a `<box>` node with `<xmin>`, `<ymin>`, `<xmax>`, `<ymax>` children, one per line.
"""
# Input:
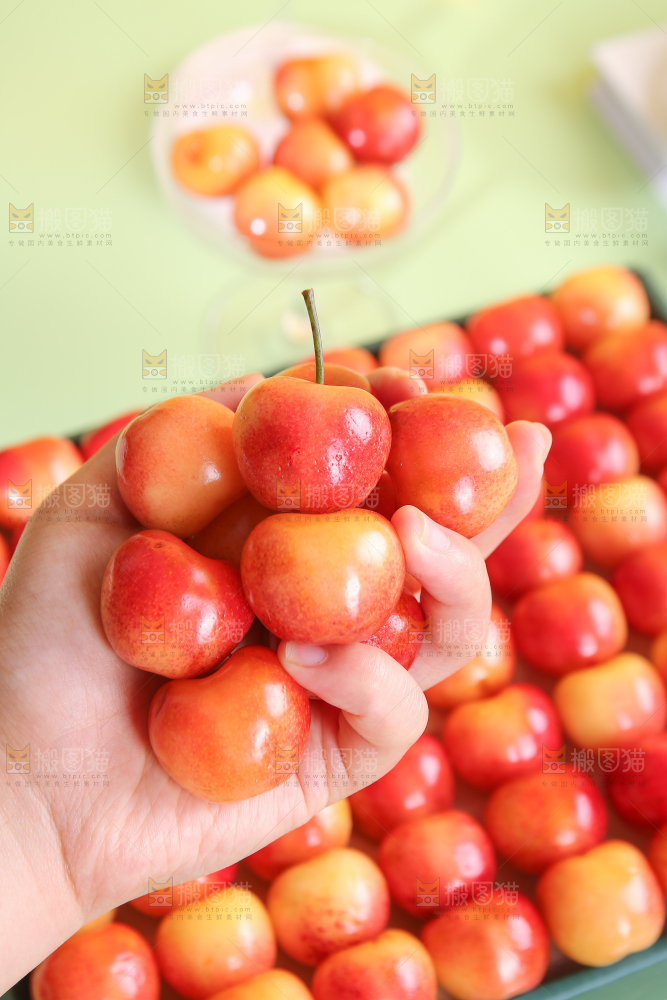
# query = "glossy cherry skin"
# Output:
<box><xmin>116</xmin><ymin>396</ymin><xmax>246</xmax><ymax>537</ymax></box>
<box><xmin>274</xmin><ymin>119</ymin><xmax>353</xmax><ymax>192</ymax></box>
<box><xmin>377</xmin><ymin>811</ymin><xmax>496</xmax><ymax>918</ymax></box>
<box><xmin>584</xmin><ymin>320</ymin><xmax>667</xmax><ymax>412</ymax></box>
<box><xmin>551</xmin><ymin>265</ymin><xmax>650</xmax><ymax>352</ymax></box>
<box><xmin>312</xmin><ymin>929</ymin><xmax>437</xmax><ymax>1000</ymax></box>
<box><xmin>275</xmin><ymin>55</ymin><xmax>359</xmax><ymax>120</ymax></box>
<box><xmin>330</xmin><ymin>85</ymin><xmax>420</xmax><ymax>163</ymax></box>
<box><xmin>544</xmin><ymin>411</ymin><xmax>639</xmax><ymax>507</ymax></box>
<box><xmin>172</xmin><ymin>125</ymin><xmax>259</xmax><ymax>197</ymax></box>
<box><xmin>554</xmin><ymin>653</ymin><xmax>666</xmax><ymax>750</ymax></box>
<box><xmin>100</xmin><ymin>530</ymin><xmax>253</xmax><ymax>678</ymax></box>
<box><xmin>130</xmin><ymin>864</ymin><xmax>238</xmax><ymax>916</ymax></box>
<box><xmin>322</xmin><ymin>347</ymin><xmax>378</xmax><ymax>374</ymax></box>
<box><xmin>379</xmin><ymin>322</ymin><xmax>472</xmax><ymax>386</ymax></box>
<box><xmin>536</xmin><ymin>840</ymin><xmax>665</xmax><ymax>966</ymax></box>
<box><xmin>267</xmin><ymin>848</ymin><xmax>391</xmax><ymax>966</ymax></box>
<box><xmin>361</xmin><ymin>591</ymin><xmax>423</xmax><ymax>669</ymax></box>
<box><xmin>422</xmin><ymin>894</ymin><xmax>549</xmax><ymax>1000</ymax></box>
<box><xmin>277</xmin><ymin>361</ymin><xmax>370</xmax><ymax>391</ymax></box>
<box><xmin>357</xmin><ymin>469</ymin><xmax>396</xmax><ymax>520</ymax></box>
<box><xmin>207</xmin><ymin>970</ymin><xmax>314</xmax><ymax>1000</ymax></box>
<box><xmin>233</xmin><ymin>166</ymin><xmax>321</xmax><ymax>259</ymax></box>
<box><xmin>486</xmin><ymin>518</ymin><xmax>583</xmax><ymax>599</ymax></box>
<box><xmin>245</xmin><ymin>800</ymin><xmax>352</xmax><ymax>881</ymax></box>
<box><xmin>626</xmin><ymin>391</ymin><xmax>667</xmax><ymax>473</ymax></box>
<box><xmin>495</xmin><ymin>351</ymin><xmax>595</xmax><ymax>427</ymax></box>
<box><xmin>31</xmin><ymin>923</ymin><xmax>160</xmax><ymax>1000</ymax></box>
<box><xmin>79</xmin><ymin>410</ymin><xmax>143</xmax><ymax>460</ymax></box>
<box><xmin>148</xmin><ymin>646</ymin><xmax>311</xmax><ymax>802</ymax></box>
<box><xmin>189</xmin><ymin>492</ymin><xmax>273</xmax><ymax>569</ymax></box>
<box><xmin>430</xmin><ymin>378</ymin><xmax>504</xmax><ymax>422</ymax></box>
<box><xmin>386</xmin><ymin>395</ymin><xmax>518</xmax><ymax>538</ymax></box>
<box><xmin>607</xmin><ymin>732</ymin><xmax>667</xmax><ymax>828</ymax></box>
<box><xmin>241</xmin><ymin>511</ymin><xmax>404</xmax><ymax>644</ymax></box>
<box><xmin>0</xmin><ymin>436</ymin><xmax>83</xmax><ymax>529</ymax></box>
<box><xmin>425</xmin><ymin>602</ymin><xmax>515</xmax><ymax>709</ymax></box>
<box><xmin>612</xmin><ymin>541</ymin><xmax>667</xmax><ymax>635</ymax></box>
<box><xmin>233</xmin><ymin>376</ymin><xmax>391</xmax><ymax>514</ymax></box>
<box><xmin>484</xmin><ymin>765</ymin><xmax>607</xmax><ymax>874</ymax></box>
<box><xmin>512</xmin><ymin>572</ymin><xmax>627</xmax><ymax>676</ymax></box>
<box><xmin>442</xmin><ymin>683</ymin><xmax>563</xmax><ymax>791</ymax></box>
<box><xmin>466</xmin><ymin>294</ymin><xmax>564</xmax><ymax>361</ymax></box>
<box><xmin>321</xmin><ymin>165</ymin><xmax>408</xmax><ymax>240</ymax></box>
<box><xmin>349</xmin><ymin>734</ymin><xmax>454</xmax><ymax>841</ymax></box>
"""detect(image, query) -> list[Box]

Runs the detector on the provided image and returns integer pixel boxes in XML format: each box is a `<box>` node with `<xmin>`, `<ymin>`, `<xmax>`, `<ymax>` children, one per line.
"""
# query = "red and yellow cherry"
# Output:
<box><xmin>155</xmin><ymin>889</ymin><xmax>276</xmax><ymax>999</ymax></box>
<box><xmin>377</xmin><ymin>810</ymin><xmax>496</xmax><ymax>918</ymax></box>
<box><xmin>430</xmin><ymin>378</ymin><xmax>503</xmax><ymax>421</ymax></box>
<box><xmin>172</xmin><ymin>125</ymin><xmax>259</xmax><ymax>197</ymax></box>
<box><xmin>484</xmin><ymin>765</ymin><xmax>607</xmax><ymax>874</ymax></box>
<box><xmin>584</xmin><ymin>320</ymin><xmax>667</xmax><ymax>411</ymax></box>
<box><xmin>313</xmin><ymin>929</ymin><xmax>437</xmax><ymax>1000</ymax></box>
<box><xmin>31</xmin><ymin>923</ymin><xmax>159</xmax><ymax>1000</ymax></box>
<box><xmin>330</xmin><ymin>86</ymin><xmax>419</xmax><ymax>163</ymax></box>
<box><xmin>241</xmin><ymin>511</ymin><xmax>404</xmax><ymax>644</ymax></box>
<box><xmin>496</xmin><ymin>352</ymin><xmax>595</xmax><ymax>427</ymax></box>
<box><xmin>422</xmin><ymin>894</ymin><xmax>549</xmax><ymax>1000</ymax></box>
<box><xmin>379</xmin><ymin>321</ymin><xmax>472</xmax><ymax>385</ymax></box>
<box><xmin>349</xmin><ymin>734</ymin><xmax>454</xmax><ymax>841</ymax></box>
<box><xmin>361</xmin><ymin>591</ymin><xmax>423</xmax><ymax>669</ymax></box>
<box><xmin>274</xmin><ymin>119</ymin><xmax>353</xmax><ymax>192</ymax></box>
<box><xmin>148</xmin><ymin>646</ymin><xmax>310</xmax><ymax>802</ymax></box>
<box><xmin>486</xmin><ymin>518</ymin><xmax>583</xmax><ymax>599</ymax></box>
<box><xmin>189</xmin><ymin>492</ymin><xmax>273</xmax><ymax>569</ymax></box>
<box><xmin>69</xmin><ymin>909</ymin><xmax>117</xmax><ymax>938</ymax></box>
<box><xmin>551</xmin><ymin>265</ymin><xmax>650</xmax><ymax>352</ymax></box>
<box><xmin>322</xmin><ymin>166</ymin><xmax>408</xmax><ymax>240</ymax></box>
<box><xmin>208</xmin><ymin>970</ymin><xmax>314</xmax><ymax>1000</ymax></box>
<box><xmin>100</xmin><ymin>529</ymin><xmax>253</xmax><ymax>678</ymax></box>
<box><xmin>626</xmin><ymin>391</ymin><xmax>667</xmax><ymax>473</ymax></box>
<box><xmin>266</xmin><ymin>848</ymin><xmax>390</xmax><ymax>966</ymax></box>
<box><xmin>275</xmin><ymin>55</ymin><xmax>359</xmax><ymax>120</ymax></box>
<box><xmin>233</xmin><ymin>166</ymin><xmax>321</xmax><ymax>258</ymax></box>
<box><xmin>79</xmin><ymin>410</ymin><xmax>142</xmax><ymax>461</ymax></box>
<box><xmin>245</xmin><ymin>800</ymin><xmax>352</xmax><ymax>881</ymax></box>
<box><xmin>612</xmin><ymin>541</ymin><xmax>667</xmax><ymax>635</ymax></box>
<box><xmin>554</xmin><ymin>653</ymin><xmax>666</xmax><ymax>750</ymax></box>
<box><xmin>442</xmin><ymin>683</ymin><xmax>562</xmax><ymax>791</ymax></box>
<box><xmin>130</xmin><ymin>864</ymin><xmax>238</xmax><ymax>917</ymax></box>
<box><xmin>607</xmin><ymin>732</ymin><xmax>667</xmax><ymax>828</ymax></box>
<box><xmin>569</xmin><ymin>475</ymin><xmax>667</xmax><ymax>568</ymax></box>
<box><xmin>0</xmin><ymin>436</ymin><xmax>83</xmax><ymax>529</ymax></box>
<box><xmin>386</xmin><ymin>395</ymin><xmax>518</xmax><ymax>538</ymax></box>
<box><xmin>0</xmin><ymin>533</ymin><xmax>10</xmax><ymax>586</ymax></box>
<box><xmin>116</xmin><ymin>395</ymin><xmax>245</xmax><ymax>537</ymax></box>
<box><xmin>357</xmin><ymin>469</ymin><xmax>396</xmax><ymax>520</ymax></box>
<box><xmin>511</xmin><ymin>572</ymin><xmax>627</xmax><ymax>676</ymax></box>
<box><xmin>322</xmin><ymin>346</ymin><xmax>378</xmax><ymax>374</ymax></box>
<box><xmin>424</xmin><ymin>603</ymin><xmax>515</xmax><ymax>709</ymax></box>
<box><xmin>467</xmin><ymin>294</ymin><xmax>564</xmax><ymax>361</ymax></box>
<box><xmin>536</xmin><ymin>840</ymin><xmax>664</xmax><ymax>966</ymax></box>
<box><xmin>277</xmin><ymin>360</ymin><xmax>370</xmax><ymax>390</ymax></box>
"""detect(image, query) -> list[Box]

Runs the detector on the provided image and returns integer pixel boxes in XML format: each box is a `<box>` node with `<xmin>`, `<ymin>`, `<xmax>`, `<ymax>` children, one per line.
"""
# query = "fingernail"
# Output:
<box><xmin>284</xmin><ymin>642</ymin><xmax>328</xmax><ymax>667</ymax></box>
<box><xmin>416</xmin><ymin>509</ymin><xmax>451</xmax><ymax>554</ymax></box>
<box><xmin>532</xmin><ymin>422</ymin><xmax>552</xmax><ymax>457</ymax></box>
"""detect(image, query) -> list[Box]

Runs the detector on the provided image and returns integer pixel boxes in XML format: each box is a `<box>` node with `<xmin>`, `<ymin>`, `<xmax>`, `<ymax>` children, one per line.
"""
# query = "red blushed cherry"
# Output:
<box><xmin>511</xmin><ymin>572</ymin><xmax>627</xmax><ymax>676</ymax></box>
<box><xmin>361</xmin><ymin>591</ymin><xmax>423</xmax><ymax>669</ymax></box>
<box><xmin>607</xmin><ymin>732</ymin><xmax>667</xmax><ymax>828</ymax></box>
<box><xmin>483</xmin><ymin>764</ymin><xmax>607</xmax><ymax>874</ymax></box>
<box><xmin>273</xmin><ymin>119</ymin><xmax>353</xmax><ymax>192</ymax></box>
<box><xmin>442</xmin><ymin>683</ymin><xmax>563</xmax><ymax>791</ymax></box>
<box><xmin>330</xmin><ymin>85</ymin><xmax>420</xmax><ymax>164</ymax></box>
<box><xmin>626</xmin><ymin>391</ymin><xmax>667</xmax><ymax>474</ymax></box>
<box><xmin>349</xmin><ymin>734</ymin><xmax>454</xmax><ymax>841</ymax></box>
<box><xmin>612</xmin><ymin>541</ymin><xmax>667</xmax><ymax>635</ymax></box>
<box><xmin>378</xmin><ymin>322</ymin><xmax>473</xmax><ymax>387</ymax></box>
<box><xmin>130</xmin><ymin>865</ymin><xmax>238</xmax><ymax>917</ymax></box>
<box><xmin>312</xmin><ymin>928</ymin><xmax>437</xmax><ymax>1000</ymax></box>
<box><xmin>551</xmin><ymin>265</ymin><xmax>650</xmax><ymax>352</ymax></box>
<box><xmin>486</xmin><ymin>518</ymin><xmax>583</xmax><ymax>599</ymax></box>
<box><xmin>466</xmin><ymin>294</ymin><xmax>564</xmax><ymax>361</ymax></box>
<box><xmin>357</xmin><ymin>470</ymin><xmax>396</xmax><ymax>520</ymax></box>
<box><xmin>0</xmin><ymin>533</ymin><xmax>10</xmax><ymax>586</ymax></box>
<box><xmin>245</xmin><ymin>800</ymin><xmax>353</xmax><ymax>881</ymax></box>
<box><xmin>79</xmin><ymin>410</ymin><xmax>143</xmax><ymax>460</ymax></box>
<box><xmin>583</xmin><ymin>320</ymin><xmax>667</xmax><ymax>412</ymax></box>
<box><xmin>0</xmin><ymin>435</ymin><xmax>83</xmax><ymax>529</ymax></box>
<box><xmin>494</xmin><ymin>351</ymin><xmax>595</xmax><ymax>427</ymax></box>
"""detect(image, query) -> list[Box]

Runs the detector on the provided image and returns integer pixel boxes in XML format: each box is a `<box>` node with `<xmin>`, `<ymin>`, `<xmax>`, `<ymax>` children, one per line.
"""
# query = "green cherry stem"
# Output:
<box><xmin>302</xmin><ymin>287</ymin><xmax>324</xmax><ymax>385</ymax></box>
